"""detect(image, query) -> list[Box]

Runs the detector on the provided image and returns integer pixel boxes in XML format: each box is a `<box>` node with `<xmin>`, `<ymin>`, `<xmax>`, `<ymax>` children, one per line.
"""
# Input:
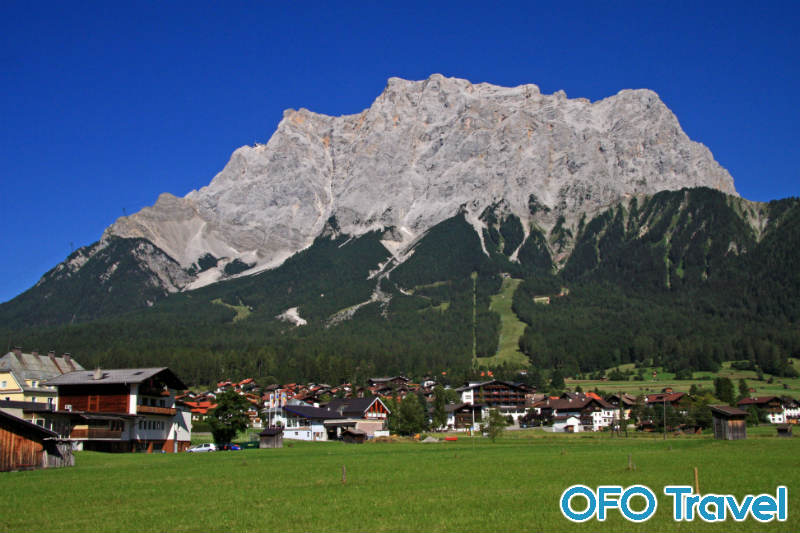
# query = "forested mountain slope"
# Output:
<box><xmin>2</xmin><ymin>188</ymin><xmax>798</xmax><ymax>385</ymax></box>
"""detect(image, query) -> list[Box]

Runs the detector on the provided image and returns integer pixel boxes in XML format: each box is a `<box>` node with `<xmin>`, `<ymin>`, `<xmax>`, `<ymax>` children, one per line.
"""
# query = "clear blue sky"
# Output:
<box><xmin>1</xmin><ymin>1</ymin><xmax>798</xmax><ymax>303</ymax></box>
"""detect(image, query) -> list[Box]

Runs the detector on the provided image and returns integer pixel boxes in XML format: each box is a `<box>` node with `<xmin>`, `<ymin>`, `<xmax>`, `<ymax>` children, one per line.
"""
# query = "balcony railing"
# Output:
<box><xmin>71</xmin><ymin>428</ymin><xmax>123</xmax><ymax>440</ymax></box>
<box><xmin>136</xmin><ymin>405</ymin><xmax>176</xmax><ymax>416</ymax></box>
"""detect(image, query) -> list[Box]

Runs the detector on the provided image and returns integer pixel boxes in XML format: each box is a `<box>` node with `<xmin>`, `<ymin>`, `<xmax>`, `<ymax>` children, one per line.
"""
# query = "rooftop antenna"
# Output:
<box><xmin>122</xmin><ymin>207</ymin><xmax>127</xmax><ymax>216</ymax></box>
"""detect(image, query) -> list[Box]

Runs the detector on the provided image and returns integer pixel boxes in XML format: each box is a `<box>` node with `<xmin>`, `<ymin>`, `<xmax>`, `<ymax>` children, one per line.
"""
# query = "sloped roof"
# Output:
<box><xmin>645</xmin><ymin>392</ymin><xmax>685</xmax><ymax>404</ymax></box>
<box><xmin>324</xmin><ymin>397</ymin><xmax>390</xmax><ymax>416</ymax></box>
<box><xmin>444</xmin><ymin>403</ymin><xmax>484</xmax><ymax>413</ymax></box>
<box><xmin>539</xmin><ymin>395</ymin><xmax>613</xmax><ymax>411</ymax></box>
<box><xmin>368</xmin><ymin>376</ymin><xmax>409</xmax><ymax>384</ymax></box>
<box><xmin>0</xmin><ymin>351</ymin><xmax>84</xmax><ymax>382</ymax></box>
<box><xmin>0</xmin><ymin>409</ymin><xmax>59</xmax><ymax>440</ymax></box>
<box><xmin>282</xmin><ymin>405</ymin><xmax>340</xmax><ymax>420</ymax></box>
<box><xmin>607</xmin><ymin>393</ymin><xmax>636</xmax><ymax>406</ymax></box>
<box><xmin>45</xmin><ymin>368</ymin><xmax>186</xmax><ymax>389</ymax></box>
<box><xmin>737</xmin><ymin>396</ymin><xmax>780</xmax><ymax>406</ymax></box>
<box><xmin>710</xmin><ymin>405</ymin><xmax>748</xmax><ymax>418</ymax></box>
<box><xmin>454</xmin><ymin>380</ymin><xmax>528</xmax><ymax>392</ymax></box>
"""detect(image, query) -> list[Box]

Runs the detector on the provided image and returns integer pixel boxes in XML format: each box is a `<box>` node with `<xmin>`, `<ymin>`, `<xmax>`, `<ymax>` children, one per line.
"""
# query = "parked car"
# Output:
<box><xmin>219</xmin><ymin>443</ymin><xmax>241</xmax><ymax>451</ymax></box>
<box><xmin>186</xmin><ymin>443</ymin><xmax>217</xmax><ymax>453</ymax></box>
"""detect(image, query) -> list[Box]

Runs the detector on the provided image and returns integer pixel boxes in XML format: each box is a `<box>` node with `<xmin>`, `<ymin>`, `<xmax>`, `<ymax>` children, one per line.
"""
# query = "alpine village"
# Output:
<box><xmin>1</xmin><ymin>76</ymin><xmax>799</xmax><ymax>477</ymax></box>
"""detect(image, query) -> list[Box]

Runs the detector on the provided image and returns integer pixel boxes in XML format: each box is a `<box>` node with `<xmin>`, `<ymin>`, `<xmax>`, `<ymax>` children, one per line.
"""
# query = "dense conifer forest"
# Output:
<box><xmin>1</xmin><ymin>188</ymin><xmax>798</xmax><ymax>386</ymax></box>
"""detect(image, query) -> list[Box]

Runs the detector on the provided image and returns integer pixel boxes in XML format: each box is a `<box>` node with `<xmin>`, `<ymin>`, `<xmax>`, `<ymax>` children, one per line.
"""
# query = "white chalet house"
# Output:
<box><xmin>455</xmin><ymin>380</ymin><xmax>528</xmax><ymax>422</ymax></box>
<box><xmin>280</xmin><ymin>404</ymin><xmax>339</xmax><ymax>441</ymax></box>
<box><xmin>534</xmin><ymin>394</ymin><xmax>615</xmax><ymax>432</ymax></box>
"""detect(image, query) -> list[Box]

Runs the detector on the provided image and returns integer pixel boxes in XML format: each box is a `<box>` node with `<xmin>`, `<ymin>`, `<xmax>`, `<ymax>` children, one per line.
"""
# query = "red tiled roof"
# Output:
<box><xmin>182</xmin><ymin>400</ymin><xmax>217</xmax><ymax>414</ymax></box>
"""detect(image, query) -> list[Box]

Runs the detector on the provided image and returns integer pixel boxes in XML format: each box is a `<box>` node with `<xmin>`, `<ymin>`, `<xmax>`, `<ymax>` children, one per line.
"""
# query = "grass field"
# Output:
<box><xmin>211</xmin><ymin>298</ymin><xmax>251</xmax><ymax>323</ymax></box>
<box><xmin>569</xmin><ymin>360</ymin><xmax>800</xmax><ymax>399</ymax></box>
<box><xmin>1</xmin><ymin>431</ymin><xmax>797</xmax><ymax>532</ymax></box>
<box><xmin>477</xmin><ymin>277</ymin><xmax>529</xmax><ymax>369</ymax></box>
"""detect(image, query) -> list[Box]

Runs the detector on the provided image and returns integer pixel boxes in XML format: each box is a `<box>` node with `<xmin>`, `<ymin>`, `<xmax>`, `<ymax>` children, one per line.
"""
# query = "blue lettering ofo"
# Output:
<box><xmin>752</xmin><ymin>495</ymin><xmax>778</xmax><ymax>522</ymax></box>
<box><xmin>662</xmin><ymin>485</ymin><xmax>788</xmax><ymax>523</ymax></box>
<box><xmin>563</xmin><ymin>484</ymin><xmax>787</xmax><ymax>523</ymax></box>
<box><xmin>597</xmin><ymin>486</ymin><xmax>622</xmax><ymax>521</ymax></box>
<box><xmin>698</xmin><ymin>495</ymin><xmax>726</xmax><ymax>522</ymax></box>
<box><xmin>664</xmin><ymin>486</ymin><xmax>693</xmax><ymax>521</ymax></box>
<box><xmin>620</xmin><ymin>485</ymin><xmax>657</xmax><ymax>522</ymax></box>
<box><xmin>560</xmin><ymin>485</ymin><xmax>597</xmax><ymax>523</ymax></box>
<box><xmin>726</xmin><ymin>495</ymin><xmax>753</xmax><ymax>522</ymax></box>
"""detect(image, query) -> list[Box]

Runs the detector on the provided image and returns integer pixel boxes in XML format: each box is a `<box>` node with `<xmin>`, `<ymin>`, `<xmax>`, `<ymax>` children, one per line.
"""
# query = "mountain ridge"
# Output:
<box><xmin>102</xmin><ymin>74</ymin><xmax>735</xmax><ymax>292</ymax></box>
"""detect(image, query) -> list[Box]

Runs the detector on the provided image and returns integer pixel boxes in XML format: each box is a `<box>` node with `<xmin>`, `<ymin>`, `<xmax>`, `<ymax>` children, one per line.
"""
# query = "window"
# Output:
<box><xmin>1</xmin><ymin>381</ymin><xmax>6</xmax><ymax>388</ymax></box>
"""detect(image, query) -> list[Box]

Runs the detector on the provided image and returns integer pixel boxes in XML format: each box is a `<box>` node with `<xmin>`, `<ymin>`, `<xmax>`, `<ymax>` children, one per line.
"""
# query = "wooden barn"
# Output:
<box><xmin>0</xmin><ymin>409</ymin><xmax>73</xmax><ymax>472</ymax></box>
<box><xmin>259</xmin><ymin>427</ymin><xmax>283</xmax><ymax>449</ymax></box>
<box><xmin>710</xmin><ymin>405</ymin><xmax>748</xmax><ymax>440</ymax></box>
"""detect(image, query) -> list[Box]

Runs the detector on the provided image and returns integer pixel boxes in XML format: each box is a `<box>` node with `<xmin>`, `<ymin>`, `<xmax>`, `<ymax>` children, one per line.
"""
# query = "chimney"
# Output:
<box><xmin>32</xmin><ymin>350</ymin><xmax>39</xmax><ymax>358</ymax></box>
<box><xmin>12</xmin><ymin>347</ymin><xmax>23</xmax><ymax>361</ymax></box>
<box><xmin>93</xmin><ymin>368</ymin><xmax>103</xmax><ymax>381</ymax></box>
<box><xmin>63</xmin><ymin>353</ymin><xmax>76</xmax><ymax>372</ymax></box>
<box><xmin>48</xmin><ymin>351</ymin><xmax>64</xmax><ymax>374</ymax></box>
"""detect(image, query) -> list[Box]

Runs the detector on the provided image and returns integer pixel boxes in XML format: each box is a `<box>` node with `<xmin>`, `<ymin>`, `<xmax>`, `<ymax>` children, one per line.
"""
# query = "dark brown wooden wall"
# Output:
<box><xmin>0</xmin><ymin>425</ymin><xmax>44</xmax><ymax>471</ymax></box>
<box><xmin>58</xmin><ymin>384</ymin><xmax>130</xmax><ymax>413</ymax></box>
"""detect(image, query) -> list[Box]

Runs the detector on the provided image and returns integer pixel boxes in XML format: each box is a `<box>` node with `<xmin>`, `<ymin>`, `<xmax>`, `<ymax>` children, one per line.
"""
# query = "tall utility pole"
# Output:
<box><xmin>663</xmin><ymin>399</ymin><xmax>667</xmax><ymax>440</ymax></box>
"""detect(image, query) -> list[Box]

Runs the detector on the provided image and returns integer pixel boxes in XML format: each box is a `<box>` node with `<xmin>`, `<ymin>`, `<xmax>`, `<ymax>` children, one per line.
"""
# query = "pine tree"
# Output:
<box><xmin>737</xmin><ymin>378</ymin><xmax>749</xmax><ymax>401</ymax></box>
<box><xmin>395</xmin><ymin>394</ymin><xmax>427</xmax><ymax>436</ymax></box>
<box><xmin>549</xmin><ymin>369</ymin><xmax>565</xmax><ymax>393</ymax></box>
<box><xmin>482</xmin><ymin>408</ymin><xmax>508</xmax><ymax>442</ymax></box>
<box><xmin>713</xmin><ymin>377</ymin><xmax>736</xmax><ymax>405</ymax></box>
<box><xmin>432</xmin><ymin>385</ymin><xmax>447</xmax><ymax>430</ymax></box>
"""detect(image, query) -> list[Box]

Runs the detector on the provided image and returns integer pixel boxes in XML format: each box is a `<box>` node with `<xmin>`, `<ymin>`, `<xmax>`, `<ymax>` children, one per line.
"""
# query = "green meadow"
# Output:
<box><xmin>569</xmin><ymin>359</ymin><xmax>800</xmax><ymax>399</ymax></box>
<box><xmin>477</xmin><ymin>277</ymin><xmax>529</xmax><ymax>368</ymax></box>
<box><xmin>0</xmin><ymin>431</ymin><xmax>797</xmax><ymax>532</ymax></box>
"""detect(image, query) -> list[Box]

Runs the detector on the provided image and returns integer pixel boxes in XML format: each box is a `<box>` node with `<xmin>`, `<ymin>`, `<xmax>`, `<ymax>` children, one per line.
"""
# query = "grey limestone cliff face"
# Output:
<box><xmin>105</xmin><ymin>74</ymin><xmax>736</xmax><ymax>288</ymax></box>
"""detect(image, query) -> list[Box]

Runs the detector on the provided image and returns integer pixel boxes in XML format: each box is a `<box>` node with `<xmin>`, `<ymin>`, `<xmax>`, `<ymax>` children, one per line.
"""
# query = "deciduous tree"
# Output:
<box><xmin>208</xmin><ymin>390</ymin><xmax>251</xmax><ymax>445</ymax></box>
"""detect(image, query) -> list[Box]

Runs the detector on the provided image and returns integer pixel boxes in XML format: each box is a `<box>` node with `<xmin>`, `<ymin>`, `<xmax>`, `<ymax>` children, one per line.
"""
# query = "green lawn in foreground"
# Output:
<box><xmin>477</xmin><ymin>277</ymin><xmax>529</xmax><ymax>368</ymax></box>
<box><xmin>0</xmin><ymin>432</ymin><xmax>797</xmax><ymax>532</ymax></box>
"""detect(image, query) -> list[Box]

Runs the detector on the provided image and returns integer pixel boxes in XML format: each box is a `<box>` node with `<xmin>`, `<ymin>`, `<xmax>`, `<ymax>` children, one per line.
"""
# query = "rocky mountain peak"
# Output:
<box><xmin>104</xmin><ymin>75</ymin><xmax>736</xmax><ymax>290</ymax></box>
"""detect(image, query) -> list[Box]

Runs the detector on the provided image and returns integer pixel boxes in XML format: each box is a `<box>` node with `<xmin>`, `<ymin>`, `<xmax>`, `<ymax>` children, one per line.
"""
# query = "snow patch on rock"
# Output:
<box><xmin>276</xmin><ymin>307</ymin><xmax>307</xmax><ymax>327</ymax></box>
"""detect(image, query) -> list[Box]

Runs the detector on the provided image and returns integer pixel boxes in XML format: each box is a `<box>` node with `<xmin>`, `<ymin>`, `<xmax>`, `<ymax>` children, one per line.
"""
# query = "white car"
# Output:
<box><xmin>186</xmin><ymin>443</ymin><xmax>217</xmax><ymax>453</ymax></box>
